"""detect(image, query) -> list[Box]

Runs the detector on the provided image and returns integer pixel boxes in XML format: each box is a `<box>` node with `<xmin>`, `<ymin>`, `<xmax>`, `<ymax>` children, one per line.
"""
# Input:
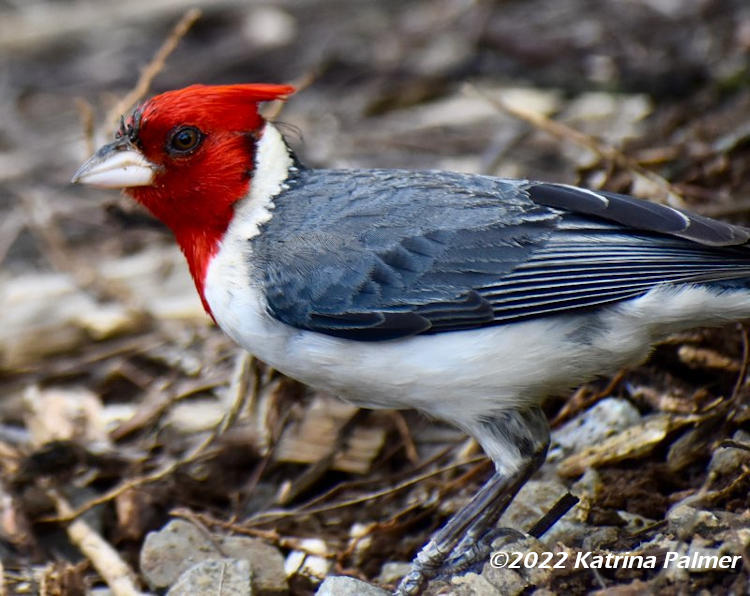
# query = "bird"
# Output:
<box><xmin>72</xmin><ymin>83</ymin><xmax>750</xmax><ymax>594</ymax></box>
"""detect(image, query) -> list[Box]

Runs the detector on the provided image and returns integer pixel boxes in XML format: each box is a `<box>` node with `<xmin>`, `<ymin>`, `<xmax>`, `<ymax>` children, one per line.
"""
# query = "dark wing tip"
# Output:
<box><xmin>528</xmin><ymin>183</ymin><xmax>750</xmax><ymax>247</ymax></box>
<box><xmin>672</xmin><ymin>211</ymin><xmax>750</xmax><ymax>246</ymax></box>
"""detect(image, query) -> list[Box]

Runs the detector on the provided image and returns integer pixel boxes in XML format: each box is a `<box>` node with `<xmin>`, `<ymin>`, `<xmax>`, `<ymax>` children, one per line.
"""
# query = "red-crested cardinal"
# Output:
<box><xmin>73</xmin><ymin>84</ymin><xmax>750</xmax><ymax>594</ymax></box>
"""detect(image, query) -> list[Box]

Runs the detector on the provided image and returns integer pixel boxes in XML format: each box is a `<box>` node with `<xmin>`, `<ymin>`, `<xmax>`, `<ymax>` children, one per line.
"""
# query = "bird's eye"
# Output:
<box><xmin>167</xmin><ymin>126</ymin><xmax>203</xmax><ymax>155</ymax></box>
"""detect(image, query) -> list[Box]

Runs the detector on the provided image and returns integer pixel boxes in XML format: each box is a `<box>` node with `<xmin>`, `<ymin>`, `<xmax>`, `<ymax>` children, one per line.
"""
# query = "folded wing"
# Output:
<box><xmin>254</xmin><ymin>171</ymin><xmax>750</xmax><ymax>340</ymax></box>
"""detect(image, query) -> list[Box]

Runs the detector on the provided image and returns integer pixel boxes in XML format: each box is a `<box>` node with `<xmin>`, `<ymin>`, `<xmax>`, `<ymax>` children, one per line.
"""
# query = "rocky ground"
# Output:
<box><xmin>2</xmin><ymin>0</ymin><xmax>750</xmax><ymax>594</ymax></box>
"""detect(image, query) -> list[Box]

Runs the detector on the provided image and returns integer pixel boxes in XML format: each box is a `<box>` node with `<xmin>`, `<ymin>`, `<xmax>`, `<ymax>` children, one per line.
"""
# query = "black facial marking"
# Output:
<box><xmin>116</xmin><ymin>107</ymin><xmax>143</xmax><ymax>148</ymax></box>
<box><xmin>243</xmin><ymin>131</ymin><xmax>258</xmax><ymax>179</ymax></box>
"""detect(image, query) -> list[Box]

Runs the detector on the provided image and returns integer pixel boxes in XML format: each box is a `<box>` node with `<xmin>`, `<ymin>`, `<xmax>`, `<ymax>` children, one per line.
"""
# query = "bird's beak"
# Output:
<box><xmin>71</xmin><ymin>139</ymin><xmax>159</xmax><ymax>188</ymax></box>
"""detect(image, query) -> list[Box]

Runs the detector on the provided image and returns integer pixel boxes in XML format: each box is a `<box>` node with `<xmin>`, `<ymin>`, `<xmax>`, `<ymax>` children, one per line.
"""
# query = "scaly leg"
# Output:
<box><xmin>395</xmin><ymin>407</ymin><xmax>550</xmax><ymax>595</ymax></box>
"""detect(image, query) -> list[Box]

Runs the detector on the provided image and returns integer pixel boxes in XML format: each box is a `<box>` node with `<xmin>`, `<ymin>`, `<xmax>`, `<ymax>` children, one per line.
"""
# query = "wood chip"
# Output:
<box><xmin>678</xmin><ymin>345</ymin><xmax>740</xmax><ymax>371</ymax></box>
<box><xmin>275</xmin><ymin>395</ymin><xmax>386</xmax><ymax>474</ymax></box>
<box><xmin>23</xmin><ymin>386</ymin><xmax>108</xmax><ymax>446</ymax></box>
<box><xmin>557</xmin><ymin>413</ymin><xmax>698</xmax><ymax>477</ymax></box>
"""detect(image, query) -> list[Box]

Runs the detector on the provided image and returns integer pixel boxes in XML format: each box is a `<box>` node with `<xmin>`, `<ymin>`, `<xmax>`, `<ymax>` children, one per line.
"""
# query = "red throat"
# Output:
<box><xmin>126</xmin><ymin>130</ymin><xmax>255</xmax><ymax>316</ymax></box>
<box><xmin>129</xmin><ymin>180</ymin><xmax>244</xmax><ymax>318</ymax></box>
<box><xmin>175</xmin><ymin>227</ymin><xmax>225</xmax><ymax>318</ymax></box>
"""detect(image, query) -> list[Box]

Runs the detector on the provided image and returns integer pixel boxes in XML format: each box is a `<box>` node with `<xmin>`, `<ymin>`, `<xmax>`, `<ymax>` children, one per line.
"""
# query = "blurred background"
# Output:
<box><xmin>2</xmin><ymin>0</ymin><xmax>750</xmax><ymax>594</ymax></box>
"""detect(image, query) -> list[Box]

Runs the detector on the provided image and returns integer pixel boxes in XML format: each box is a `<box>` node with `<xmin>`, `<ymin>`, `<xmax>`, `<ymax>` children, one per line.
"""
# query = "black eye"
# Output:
<box><xmin>168</xmin><ymin>126</ymin><xmax>203</xmax><ymax>155</ymax></box>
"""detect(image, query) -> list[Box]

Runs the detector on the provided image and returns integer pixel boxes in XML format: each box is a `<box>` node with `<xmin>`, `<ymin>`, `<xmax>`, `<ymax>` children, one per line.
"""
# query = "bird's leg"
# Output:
<box><xmin>438</xmin><ymin>453</ymin><xmax>546</xmax><ymax>576</ymax></box>
<box><xmin>395</xmin><ymin>407</ymin><xmax>550</xmax><ymax>596</ymax></box>
<box><xmin>439</xmin><ymin>406</ymin><xmax>550</xmax><ymax>574</ymax></box>
<box><xmin>394</xmin><ymin>461</ymin><xmax>541</xmax><ymax>594</ymax></box>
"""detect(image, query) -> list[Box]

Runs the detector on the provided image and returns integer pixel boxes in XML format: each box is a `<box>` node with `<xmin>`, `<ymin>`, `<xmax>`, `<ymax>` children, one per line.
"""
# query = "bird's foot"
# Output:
<box><xmin>393</xmin><ymin>539</ymin><xmax>445</xmax><ymax>596</ymax></box>
<box><xmin>439</xmin><ymin>526</ymin><xmax>527</xmax><ymax>577</ymax></box>
<box><xmin>392</xmin><ymin>528</ymin><xmax>527</xmax><ymax>595</ymax></box>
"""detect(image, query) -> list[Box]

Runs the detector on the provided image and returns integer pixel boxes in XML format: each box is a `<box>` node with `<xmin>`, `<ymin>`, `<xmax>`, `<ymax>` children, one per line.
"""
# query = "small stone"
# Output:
<box><xmin>166</xmin><ymin>399</ymin><xmax>226</xmax><ymax>434</ymax></box>
<box><xmin>449</xmin><ymin>571</ymin><xmax>502</xmax><ymax>595</ymax></box>
<box><xmin>375</xmin><ymin>561</ymin><xmax>411</xmax><ymax>585</ymax></box>
<box><xmin>581</xmin><ymin>526</ymin><xmax>621</xmax><ymax>551</ymax></box>
<box><xmin>315</xmin><ymin>576</ymin><xmax>389</xmax><ymax>596</ymax></box>
<box><xmin>557</xmin><ymin>413</ymin><xmax>684</xmax><ymax>478</ymax></box>
<box><xmin>550</xmin><ymin>398</ymin><xmax>641</xmax><ymax>458</ymax></box>
<box><xmin>140</xmin><ymin>520</ymin><xmax>217</xmax><ymax>589</ymax></box>
<box><xmin>490</xmin><ymin>536</ymin><xmax>553</xmax><ymax>586</ymax></box>
<box><xmin>167</xmin><ymin>558</ymin><xmax>251</xmax><ymax>596</ymax></box>
<box><xmin>481</xmin><ymin>564</ymin><xmax>528</xmax><ymax>596</ymax></box>
<box><xmin>667</xmin><ymin>503</ymin><xmax>723</xmax><ymax>541</ymax></box>
<box><xmin>140</xmin><ymin>520</ymin><xmax>287</xmax><ymax>594</ymax></box>
<box><xmin>707</xmin><ymin>430</ymin><xmax>750</xmax><ymax>477</ymax></box>
<box><xmin>285</xmin><ymin>538</ymin><xmax>331</xmax><ymax>579</ymax></box>
<box><xmin>219</xmin><ymin>535</ymin><xmax>287</xmax><ymax>595</ymax></box>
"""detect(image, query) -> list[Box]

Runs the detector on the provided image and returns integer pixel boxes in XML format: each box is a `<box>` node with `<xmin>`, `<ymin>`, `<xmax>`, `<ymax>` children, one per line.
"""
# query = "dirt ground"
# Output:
<box><xmin>2</xmin><ymin>0</ymin><xmax>750</xmax><ymax>594</ymax></box>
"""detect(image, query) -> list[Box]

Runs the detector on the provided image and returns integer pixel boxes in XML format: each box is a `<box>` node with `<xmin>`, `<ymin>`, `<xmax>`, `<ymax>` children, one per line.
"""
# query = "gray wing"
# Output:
<box><xmin>253</xmin><ymin>169</ymin><xmax>750</xmax><ymax>340</ymax></box>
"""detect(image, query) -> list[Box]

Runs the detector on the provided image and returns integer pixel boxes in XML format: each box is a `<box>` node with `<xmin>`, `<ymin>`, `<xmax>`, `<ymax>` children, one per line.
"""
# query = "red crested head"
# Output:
<box><xmin>72</xmin><ymin>83</ymin><xmax>295</xmax><ymax>314</ymax></box>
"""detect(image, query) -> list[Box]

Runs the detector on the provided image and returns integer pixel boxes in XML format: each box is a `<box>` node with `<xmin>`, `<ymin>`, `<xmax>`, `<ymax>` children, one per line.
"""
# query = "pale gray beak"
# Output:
<box><xmin>72</xmin><ymin>139</ymin><xmax>159</xmax><ymax>188</ymax></box>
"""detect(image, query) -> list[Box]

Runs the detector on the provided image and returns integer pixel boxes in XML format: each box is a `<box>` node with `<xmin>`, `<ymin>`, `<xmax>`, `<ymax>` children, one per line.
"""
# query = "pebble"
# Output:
<box><xmin>140</xmin><ymin>519</ymin><xmax>287</xmax><ymax>594</ymax></box>
<box><xmin>167</xmin><ymin>558</ymin><xmax>252</xmax><ymax>596</ymax></box>
<box><xmin>315</xmin><ymin>576</ymin><xmax>390</xmax><ymax>596</ymax></box>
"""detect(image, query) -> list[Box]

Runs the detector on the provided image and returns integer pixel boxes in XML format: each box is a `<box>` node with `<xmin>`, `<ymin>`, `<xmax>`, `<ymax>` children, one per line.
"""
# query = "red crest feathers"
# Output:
<box><xmin>138</xmin><ymin>83</ymin><xmax>295</xmax><ymax>136</ymax></box>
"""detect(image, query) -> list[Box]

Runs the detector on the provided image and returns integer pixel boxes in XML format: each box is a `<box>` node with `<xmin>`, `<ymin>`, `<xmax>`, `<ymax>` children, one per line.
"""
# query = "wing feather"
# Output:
<box><xmin>253</xmin><ymin>171</ymin><xmax>750</xmax><ymax>340</ymax></box>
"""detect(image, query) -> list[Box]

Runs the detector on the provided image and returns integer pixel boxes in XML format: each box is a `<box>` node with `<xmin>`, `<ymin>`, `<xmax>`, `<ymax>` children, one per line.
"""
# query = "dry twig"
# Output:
<box><xmin>550</xmin><ymin>369</ymin><xmax>627</xmax><ymax>427</ymax></box>
<box><xmin>464</xmin><ymin>82</ymin><xmax>687</xmax><ymax>208</ymax></box>
<box><xmin>18</xmin><ymin>190</ymin><xmax>146</xmax><ymax>314</ymax></box>
<box><xmin>528</xmin><ymin>492</ymin><xmax>579</xmax><ymax>538</ymax></box>
<box><xmin>49</xmin><ymin>490</ymin><xmax>143</xmax><ymax>596</ymax></box>
<box><xmin>0</xmin><ymin>208</ymin><xmax>25</xmax><ymax>267</ymax></box>
<box><xmin>74</xmin><ymin>97</ymin><xmax>96</xmax><ymax>156</ymax></box>
<box><xmin>730</xmin><ymin>324</ymin><xmax>750</xmax><ymax>406</ymax></box>
<box><xmin>47</xmin><ymin>351</ymin><xmax>257</xmax><ymax>523</ymax></box>
<box><xmin>104</xmin><ymin>8</ymin><xmax>203</xmax><ymax>129</ymax></box>
<box><xmin>391</xmin><ymin>411</ymin><xmax>420</xmax><ymax>465</ymax></box>
<box><xmin>262</xmin><ymin>69</ymin><xmax>317</xmax><ymax>121</ymax></box>
<box><xmin>244</xmin><ymin>454</ymin><xmax>487</xmax><ymax>526</ymax></box>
